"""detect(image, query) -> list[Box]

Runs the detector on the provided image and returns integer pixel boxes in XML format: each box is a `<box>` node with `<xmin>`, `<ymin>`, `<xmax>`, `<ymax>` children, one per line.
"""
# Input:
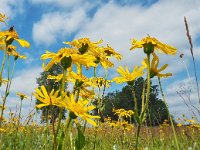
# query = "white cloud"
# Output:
<box><xmin>33</xmin><ymin>9</ymin><xmax>87</xmax><ymax>45</ymax></box>
<box><xmin>76</xmin><ymin>0</ymin><xmax>200</xmax><ymax>74</ymax></box>
<box><xmin>0</xmin><ymin>67</ymin><xmax>42</xmax><ymax>121</ymax></box>
<box><xmin>10</xmin><ymin>67</ymin><xmax>42</xmax><ymax>94</ymax></box>
<box><xmin>165</xmin><ymin>77</ymin><xmax>200</xmax><ymax>120</ymax></box>
<box><xmin>0</xmin><ymin>0</ymin><xmax>24</xmax><ymax>21</ymax></box>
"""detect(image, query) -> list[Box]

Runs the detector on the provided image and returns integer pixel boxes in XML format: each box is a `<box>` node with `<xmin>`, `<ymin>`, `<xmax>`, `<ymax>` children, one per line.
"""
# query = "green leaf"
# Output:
<box><xmin>58</xmin><ymin>130</ymin><xmax>65</xmax><ymax>150</ymax></box>
<box><xmin>75</xmin><ymin>126</ymin><xmax>85</xmax><ymax>150</ymax></box>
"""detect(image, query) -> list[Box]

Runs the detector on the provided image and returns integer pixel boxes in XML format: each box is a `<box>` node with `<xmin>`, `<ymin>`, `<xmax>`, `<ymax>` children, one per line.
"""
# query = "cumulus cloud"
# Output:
<box><xmin>0</xmin><ymin>67</ymin><xmax>42</xmax><ymax>120</ymax></box>
<box><xmin>33</xmin><ymin>9</ymin><xmax>87</xmax><ymax>45</ymax></box>
<box><xmin>0</xmin><ymin>67</ymin><xmax>42</xmax><ymax>95</ymax></box>
<box><xmin>76</xmin><ymin>0</ymin><xmax>200</xmax><ymax>74</ymax></box>
<box><xmin>0</xmin><ymin>0</ymin><xmax>24</xmax><ymax>20</ymax></box>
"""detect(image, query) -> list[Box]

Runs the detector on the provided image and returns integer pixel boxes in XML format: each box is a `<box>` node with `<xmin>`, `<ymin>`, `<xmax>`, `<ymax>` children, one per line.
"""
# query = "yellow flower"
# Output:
<box><xmin>144</xmin><ymin>53</ymin><xmax>172</xmax><ymax>78</ymax></box>
<box><xmin>0</xmin><ymin>128</ymin><xmax>6</xmax><ymax>133</ymax></box>
<box><xmin>47</xmin><ymin>74</ymin><xmax>63</xmax><ymax>82</ymax></box>
<box><xmin>64</xmin><ymin>38</ymin><xmax>103</xmax><ymax>55</ymax></box>
<box><xmin>65</xmin><ymin>38</ymin><xmax>120</xmax><ymax>68</ymax></box>
<box><xmin>16</xmin><ymin>92</ymin><xmax>28</xmax><ymax>100</ymax></box>
<box><xmin>103</xmin><ymin>45</ymin><xmax>122</xmax><ymax>60</ymax></box>
<box><xmin>41</xmin><ymin>48</ymin><xmax>97</xmax><ymax>71</ymax></box>
<box><xmin>0</xmin><ymin>76</ymin><xmax>8</xmax><ymax>85</ymax></box>
<box><xmin>90</xmin><ymin>77</ymin><xmax>112</xmax><ymax>88</ymax></box>
<box><xmin>130</xmin><ymin>35</ymin><xmax>177</xmax><ymax>55</ymax></box>
<box><xmin>0</xmin><ymin>27</ymin><xmax>30</xmax><ymax>48</ymax></box>
<box><xmin>113</xmin><ymin>65</ymin><xmax>144</xmax><ymax>84</ymax></box>
<box><xmin>0</xmin><ymin>105</ymin><xmax>7</xmax><ymax>110</ymax></box>
<box><xmin>177</xmin><ymin>123</ymin><xmax>183</xmax><ymax>127</ymax></box>
<box><xmin>34</xmin><ymin>86</ymin><xmax>62</xmax><ymax>108</ymax></box>
<box><xmin>63</xmin><ymin>94</ymin><xmax>100</xmax><ymax>126</ymax></box>
<box><xmin>113</xmin><ymin>108</ymin><xmax>134</xmax><ymax>118</ymax></box>
<box><xmin>5</xmin><ymin>45</ymin><xmax>26</xmax><ymax>59</ymax></box>
<box><xmin>0</xmin><ymin>13</ymin><xmax>7</xmax><ymax>23</ymax></box>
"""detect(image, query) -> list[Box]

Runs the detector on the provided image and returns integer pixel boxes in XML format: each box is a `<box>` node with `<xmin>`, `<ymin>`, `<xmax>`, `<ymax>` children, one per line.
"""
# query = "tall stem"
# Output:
<box><xmin>158</xmin><ymin>77</ymin><xmax>179</xmax><ymax>150</ymax></box>
<box><xmin>56</xmin><ymin>68</ymin><xmax>67</xmax><ymax>136</ymax></box>
<box><xmin>135</xmin><ymin>54</ymin><xmax>151</xmax><ymax>150</ymax></box>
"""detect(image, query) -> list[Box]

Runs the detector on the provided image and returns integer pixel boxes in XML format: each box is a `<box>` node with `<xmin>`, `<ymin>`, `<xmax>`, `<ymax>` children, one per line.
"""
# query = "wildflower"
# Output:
<box><xmin>65</xmin><ymin>38</ymin><xmax>121</xmax><ymax>68</ymax></box>
<box><xmin>0</xmin><ymin>105</ymin><xmax>7</xmax><ymax>110</ymax></box>
<box><xmin>187</xmin><ymin>119</ymin><xmax>195</xmax><ymax>124</ymax></box>
<box><xmin>41</xmin><ymin>48</ymin><xmax>97</xmax><ymax>71</ymax></box>
<box><xmin>34</xmin><ymin>86</ymin><xmax>62</xmax><ymax>108</ymax></box>
<box><xmin>177</xmin><ymin>123</ymin><xmax>183</xmax><ymax>127</ymax></box>
<box><xmin>63</xmin><ymin>94</ymin><xmax>100</xmax><ymax>126</ymax></box>
<box><xmin>130</xmin><ymin>35</ymin><xmax>177</xmax><ymax>55</ymax></box>
<box><xmin>91</xmin><ymin>77</ymin><xmax>112</xmax><ymax>88</ymax></box>
<box><xmin>0</xmin><ymin>13</ymin><xmax>7</xmax><ymax>23</ymax></box>
<box><xmin>16</xmin><ymin>92</ymin><xmax>28</xmax><ymax>100</ymax></box>
<box><xmin>0</xmin><ymin>76</ymin><xmax>8</xmax><ymax>86</ymax></box>
<box><xmin>0</xmin><ymin>128</ymin><xmax>6</xmax><ymax>132</ymax></box>
<box><xmin>64</xmin><ymin>38</ymin><xmax>103</xmax><ymax>55</ymax></box>
<box><xmin>109</xmin><ymin>122</ymin><xmax>118</xmax><ymax>128</ymax></box>
<box><xmin>0</xmin><ymin>27</ymin><xmax>30</xmax><ymax>48</ymax></box>
<box><xmin>103</xmin><ymin>44</ymin><xmax>122</xmax><ymax>60</ymax></box>
<box><xmin>144</xmin><ymin>53</ymin><xmax>172</xmax><ymax>78</ymax></box>
<box><xmin>113</xmin><ymin>65</ymin><xmax>144</xmax><ymax>84</ymax></box>
<box><xmin>6</xmin><ymin>45</ymin><xmax>26</xmax><ymax>59</ymax></box>
<box><xmin>113</xmin><ymin>108</ymin><xmax>134</xmax><ymax>118</ymax></box>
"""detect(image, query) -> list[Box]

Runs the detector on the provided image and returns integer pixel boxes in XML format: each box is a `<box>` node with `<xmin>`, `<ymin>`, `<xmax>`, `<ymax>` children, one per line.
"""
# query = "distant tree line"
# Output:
<box><xmin>94</xmin><ymin>77</ymin><xmax>172</xmax><ymax>126</ymax></box>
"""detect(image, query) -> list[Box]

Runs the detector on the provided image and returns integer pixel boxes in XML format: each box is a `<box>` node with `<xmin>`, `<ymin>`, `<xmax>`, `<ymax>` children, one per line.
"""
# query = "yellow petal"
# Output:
<box><xmin>15</xmin><ymin>39</ymin><xmax>30</xmax><ymax>48</ymax></box>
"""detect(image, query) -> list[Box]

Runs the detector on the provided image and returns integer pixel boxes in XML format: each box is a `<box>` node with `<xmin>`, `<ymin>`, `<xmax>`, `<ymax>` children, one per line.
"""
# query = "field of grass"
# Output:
<box><xmin>0</xmin><ymin>122</ymin><xmax>200</xmax><ymax>150</ymax></box>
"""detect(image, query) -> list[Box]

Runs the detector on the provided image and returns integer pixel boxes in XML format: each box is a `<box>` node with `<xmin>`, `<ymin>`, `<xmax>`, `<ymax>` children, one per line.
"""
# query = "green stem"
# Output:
<box><xmin>0</xmin><ymin>49</ymin><xmax>7</xmax><ymax>78</ymax></box>
<box><xmin>0</xmin><ymin>56</ymin><xmax>11</xmax><ymax>127</ymax></box>
<box><xmin>55</xmin><ymin>68</ymin><xmax>67</xmax><ymax>143</ymax></box>
<box><xmin>158</xmin><ymin>77</ymin><xmax>179</xmax><ymax>150</ymax></box>
<box><xmin>135</xmin><ymin>54</ymin><xmax>151</xmax><ymax>150</ymax></box>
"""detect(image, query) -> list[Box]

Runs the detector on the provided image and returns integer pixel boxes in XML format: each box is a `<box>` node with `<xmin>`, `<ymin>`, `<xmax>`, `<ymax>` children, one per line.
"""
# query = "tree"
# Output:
<box><xmin>99</xmin><ymin>77</ymin><xmax>170</xmax><ymax>126</ymax></box>
<box><xmin>36</xmin><ymin>64</ymin><xmax>66</xmax><ymax>123</ymax></box>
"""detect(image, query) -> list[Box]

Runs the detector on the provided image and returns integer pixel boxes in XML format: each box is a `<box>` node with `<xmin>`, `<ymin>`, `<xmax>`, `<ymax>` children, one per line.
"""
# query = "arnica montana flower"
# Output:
<box><xmin>34</xmin><ymin>86</ymin><xmax>62</xmax><ymax>108</ymax></box>
<box><xmin>65</xmin><ymin>38</ymin><xmax>122</xmax><ymax>69</ymax></box>
<box><xmin>113</xmin><ymin>65</ymin><xmax>144</xmax><ymax>84</ymax></box>
<box><xmin>63</xmin><ymin>94</ymin><xmax>100</xmax><ymax>126</ymax></box>
<box><xmin>0</xmin><ymin>27</ymin><xmax>30</xmax><ymax>48</ymax></box>
<box><xmin>6</xmin><ymin>45</ymin><xmax>26</xmax><ymax>59</ymax></box>
<box><xmin>0</xmin><ymin>13</ymin><xmax>7</xmax><ymax>23</ymax></box>
<box><xmin>16</xmin><ymin>92</ymin><xmax>28</xmax><ymax>100</ymax></box>
<box><xmin>130</xmin><ymin>35</ymin><xmax>177</xmax><ymax>55</ymax></box>
<box><xmin>90</xmin><ymin>77</ymin><xmax>112</xmax><ymax>88</ymax></box>
<box><xmin>144</xmin><ymin>53</ymin><xmax>172</xmax><ymax>78</ymax></box>
<box><xmin>41</xmin><ymin>48</ymin><xmax>97</xmax><ymax>71</ymax></box>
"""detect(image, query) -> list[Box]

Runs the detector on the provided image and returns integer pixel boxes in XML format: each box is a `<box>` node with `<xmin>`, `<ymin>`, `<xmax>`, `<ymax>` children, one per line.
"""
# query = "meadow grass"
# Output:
<box><xmin>1</xmin><ymin>122</ymin><xmax>200</xmax><ymax>150</ymax></box>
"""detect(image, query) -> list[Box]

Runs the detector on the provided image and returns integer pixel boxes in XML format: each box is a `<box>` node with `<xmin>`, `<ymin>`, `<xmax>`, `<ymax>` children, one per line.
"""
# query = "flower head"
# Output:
<box><xmin>144</xmin><ymin>53</ymin><xmax>172</xmax><ymax>78</ymax></box>
<box><xmin>16</xmin><ymin>92</ymin><xmax>28</xmax><ymax>100</ymax></box>
<box><xmin>113</xmin><ymin>65</ymin><xmax>144</xmax><ymax>84</ymax></box>
<box><xmin>0</xmin><ymin>27</ymin><xmax>30</xmax><ymax>48</ymax></box>
<box><xmin>34</xmin><ymin>86</ymin><xmax>62</xmax><ymax>108</ymax></box>
<box><xmin>63</xmin><ymin>94</ymin><xmax>100</xmax><ymax>126</ymax></box>
<box><xmin>130</xmin><ymin>35</ymin><xmax>177</xmax><ymax>55</ymax></box>
<box><xmin>0</xmin><ymin>13</ymin><xmax>7</xmax><ymax>23</ymax></box>
<box><xmin>41</xmin><ymin>48</ymin><xmax>97</xmax><ymax>71</ymax></box>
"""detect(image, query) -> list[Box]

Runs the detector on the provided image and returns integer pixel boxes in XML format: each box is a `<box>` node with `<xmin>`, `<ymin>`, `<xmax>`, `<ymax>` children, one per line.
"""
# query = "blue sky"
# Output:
<box><xmin>0</xmin><ymin>0</ymin><xmax>200</xmax><ymax>122</ymax></box>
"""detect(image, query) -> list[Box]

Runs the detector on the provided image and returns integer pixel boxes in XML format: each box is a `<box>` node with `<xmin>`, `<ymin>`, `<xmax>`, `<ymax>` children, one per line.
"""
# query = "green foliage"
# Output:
<box><xmin>36</xmin><ymin>64</ymin><xmax>66</xmax><ymax>123</ymax></box>
<box><xmin>100</xmin><ymin>77</ymin><xmax>170</xmax><ymax>126</ymax></box>
<box><xmin>75</xmin><ymin>126</ymin><xmax>86</xmax><ymax>150</ymax></box>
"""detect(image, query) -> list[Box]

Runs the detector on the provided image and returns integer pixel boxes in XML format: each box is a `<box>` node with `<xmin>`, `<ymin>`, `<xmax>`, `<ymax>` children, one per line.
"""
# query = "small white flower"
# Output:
<box><xmin>188</xmin><ymin>147</ymin><xmax>192</xmax><ymax>150</ymax></box>
<box><xmin>113</xmin><ymin>144</ymin><xmax>117</xmax><ymax>150</ymax></box>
